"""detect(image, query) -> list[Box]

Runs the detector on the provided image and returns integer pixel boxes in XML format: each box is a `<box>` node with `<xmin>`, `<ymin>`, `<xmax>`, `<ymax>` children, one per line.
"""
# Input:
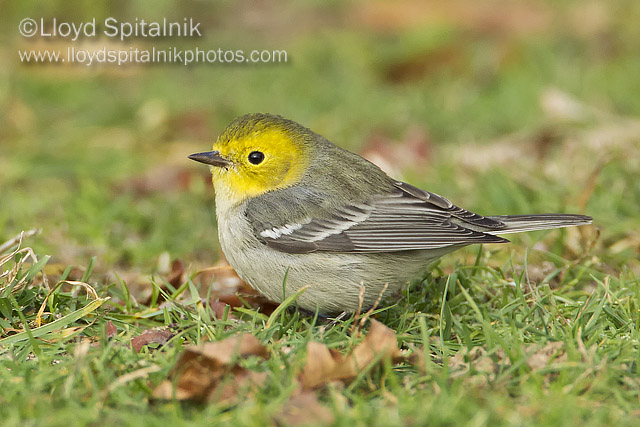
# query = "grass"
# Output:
<box><xmin>1</xmin><ymin>235</ymin><xmax>638</xmax><ymax>426</ymax></box>
<box><xmin>2</xmin><ymin>0</ymin><xmax>640</xmax><ymax>425</ymax></box>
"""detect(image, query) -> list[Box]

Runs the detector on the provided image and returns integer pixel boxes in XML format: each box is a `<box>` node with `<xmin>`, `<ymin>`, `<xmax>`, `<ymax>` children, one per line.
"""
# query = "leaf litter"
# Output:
<box><xmin>448</xmin><ymin>341</ymin><xmax>569</xmax><ymax>386</ymax></box>
<box><xmin>153</xmin><ymin>318</ymin><xmax>410</xmax><ymax>424</ymax></box>
<box><xmin>300</xmin><ymin>319</ymin><xmax>403</xmax><ymax>390</ymax></box>
<box><xmin>195</xmin><ymin>257</ymin><xmax>279</xmax><ymax>317</ymax></box>
<box><xmin>152</xmin><ymin>333</ymin><xmax>268</xmax><ymax>402</ymax></box>
<box><xmin>131</xmin><ymin>328</ymin><xmax>175</xmax><ymax>353</ymax></box>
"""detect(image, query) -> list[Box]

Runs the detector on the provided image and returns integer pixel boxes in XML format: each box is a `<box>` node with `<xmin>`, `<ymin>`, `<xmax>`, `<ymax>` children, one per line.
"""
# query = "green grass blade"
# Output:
<box><xmin>0</xmin><ymin>297</ymin><xmax>109</xmax><ymax>346</ymax></box>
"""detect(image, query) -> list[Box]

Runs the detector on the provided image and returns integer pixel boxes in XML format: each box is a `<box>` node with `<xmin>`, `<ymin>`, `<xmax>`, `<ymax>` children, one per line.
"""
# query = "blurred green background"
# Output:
<box><xmin>1</xmin><ymin>0</ymin><xmax>639</xmax><ymax>276</ymax></box>
<box><xmin>2</xmin><ymin>1</ymin><xmax>640</xmax><ymax>425</ymax></box>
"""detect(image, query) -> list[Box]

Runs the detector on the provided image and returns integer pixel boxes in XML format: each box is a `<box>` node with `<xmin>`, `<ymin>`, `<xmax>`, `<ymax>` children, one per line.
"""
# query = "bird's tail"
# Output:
<box><xmin>485</xmin><ymin>214</ymin><xmax>592</xmax><ymax>235</ymax></box>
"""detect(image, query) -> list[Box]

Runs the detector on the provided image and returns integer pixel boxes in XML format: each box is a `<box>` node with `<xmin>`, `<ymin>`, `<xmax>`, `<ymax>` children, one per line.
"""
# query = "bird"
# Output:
<box><xmin>189</xmin><ymin>113</ymin><xmax>592</xmax><ymax>315</ymax></box>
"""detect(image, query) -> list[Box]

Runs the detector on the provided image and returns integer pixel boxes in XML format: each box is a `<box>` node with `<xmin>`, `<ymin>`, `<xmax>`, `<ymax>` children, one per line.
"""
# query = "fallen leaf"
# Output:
<box><xmin>210</xmin><ymin>300</ymin><xmax>237</xmax><ymax>320</ymax></box>
<box><xmin>340</xmin><ymin>319</ymin><xmax>404</xmax><ymax>371</ymax></box>
<box><xmin>152</xmin><ymin>333</ymin><xmax>267</xmax><ymax>402</ymax></box>
<box><xmin>131</xmin><ymin>328</ymin><xmax>174</xmax><ymax>353</ymax></box>
<box><xmin>166</xmin><ymin>259</ymin><xmax>186</xmax><ymax>288</ymax></box>
<box><xmin>106</xmin><ymin>320</ymin><xmax>117</xmax><ymax>339</ymax></box>
<box><xmin>154</xmin><ymin>368</ymin><xmax>266</xmax><ymax>404</ymax></box>
<box><xmin>185</xmin><ymin>333</ymin><xmax>268</xmax><ymax>365</ymax></box>
<box><xmin>275</xmin><ymin>391</ymin><xmax>335</xmax><ymax>426</ymax></box>
<box><xmin>210</xmin><ymin>370</ymin><xmax>267</xmax><ymax>405</ymax></box>
<box><xmin>300</xmin><ymin>342</ymin><xmax>342</xmax><ymax>390</ymax></box>
<box><xmin>300</xmin><ymin>319</ymin><xmax>402</xmax><ymax>389</ymax></box>
<box><xmin>196</xmin><ymin>257</ymin><xmax>247</xmax><ymax>297</ymax></box>
<box><xmin>198</xmin><ymin>257</ymin><xmax>280</xmax><ymax>316</ymax></box>
<box><xmin>152</xmin><ymin>361</ymin><xmax>214</xmax><ymax>401</ymax></box>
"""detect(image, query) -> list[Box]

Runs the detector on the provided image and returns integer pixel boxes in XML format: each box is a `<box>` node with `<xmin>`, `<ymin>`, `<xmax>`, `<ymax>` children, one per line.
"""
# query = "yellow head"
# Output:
<box><xmin>189</xmin><ymin>114</ymin><xmax>312</xmax><ymax>208</ymax></box>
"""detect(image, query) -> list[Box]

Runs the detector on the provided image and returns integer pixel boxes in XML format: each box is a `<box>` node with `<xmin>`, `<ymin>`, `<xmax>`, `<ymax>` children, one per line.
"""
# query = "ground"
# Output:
<box><xmin>1</xmin><ymin>1</ymin><xmax>639</xmax><ymax>425</ymax></box>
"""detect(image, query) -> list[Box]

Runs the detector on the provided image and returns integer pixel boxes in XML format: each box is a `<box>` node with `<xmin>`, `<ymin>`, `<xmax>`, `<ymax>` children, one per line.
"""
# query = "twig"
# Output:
<box><xmin>0</xmin><ymin>229</ymin><xmax>41</xmax><ymax>254</ymax></box>
<box><xmin>358</xmin><ymin>283</ymin><xmax>389</xmax><ymax>330</ymax></box>
<box><xmin>350</xmin><ymin>283</ymin><xmax>366</xmax><ymax>335</ymax></box>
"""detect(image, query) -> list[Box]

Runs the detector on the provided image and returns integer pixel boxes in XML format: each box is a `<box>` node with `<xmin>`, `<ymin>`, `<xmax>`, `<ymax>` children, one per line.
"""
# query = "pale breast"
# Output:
<box><xmin>214</xmin><ymin>200</ymin><xmax>446</xmax><ymax>313</ymax></box>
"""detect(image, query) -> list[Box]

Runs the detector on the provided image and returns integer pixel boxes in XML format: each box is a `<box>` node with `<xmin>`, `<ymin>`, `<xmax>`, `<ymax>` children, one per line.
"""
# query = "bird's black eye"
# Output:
<box><xmin>248</xmin><ymin>151</ymin><xmax>265</xmax><ymax>165</ymax></box>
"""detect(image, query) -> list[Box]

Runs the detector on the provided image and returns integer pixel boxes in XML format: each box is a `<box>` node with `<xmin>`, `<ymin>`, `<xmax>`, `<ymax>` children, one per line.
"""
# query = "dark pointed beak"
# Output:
<box><xmin>188</xmin><ymin>151</ymin><xmax>232</xmax><ymax>167</ymax></box>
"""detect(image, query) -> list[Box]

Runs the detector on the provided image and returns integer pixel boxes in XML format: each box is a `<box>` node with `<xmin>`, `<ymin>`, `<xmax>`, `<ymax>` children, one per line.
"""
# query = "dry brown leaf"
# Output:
<box><xmin>209</xmin><ymin>370</ymin><xmax>267</xmax><ymax>405</ymax></box>
<box><xmin>300</xmin><ymin>319</ymin><xmax>402</xmax><ymax>390</ymax></box>
<box><xmin>131</xmin><ymin>328</ymin><xmax>174</xmax><ymax>353</ymax></box>
<box><xmin>217</xmin><ymin>289</ymin><xmax>280</xmax><ymax>316</ymax></box>
<box><xmin>194</xmin><ymin>257</ymin><xmax>246</xmax><ymax>295</ymax></box>
<box><xmin>105</xmin><ymin>321</ymin><xmax>117</xmax><ymax>339</ymax></box>
<box><xmin>166</xmin><ymin>259</ymin><xmax>186</xmax><ymax>288</ymax></box>
<box><xmin>152</xmin><ymin>334</ymin><xmax>267</xmax><ymax>402</ymax></box>
<box><xmin>153</xmin><ymin>362</ymin><xmax>215</xmax><ymax>401</ymax></box>
<box><xmin>275</xmin><ymin>391</ymin><xmax>335</xmax><ymax>426</ymax></box>
<box><xmin>300</xmin><ymin>342</ymin><xmax>342</xmax><ymax>390</ymax></box>
<box><xmin>335</xmin><ymin>319</ymin><xmax>403</xmax><ymax>377</ymax></box>
<box><xmin>210</xmin><ymin>301</ymin><xmax>237</xmax><ymax>320</ymax></box>
<box><xmin>187</xmin><ymin>333</ymin><xmax>268</xmax><ymax>365</ymax></box>
<box><xmin>199</xmin><ymin>259</ymin><xmax>241</xmax><ymax>288</ymax></box>
<box><xmin>198</xmin><ymin>258</ymin><xmax>280</xmax><ymax>316</ymax></box>
<box><xmin>153</xmin><ymin>321</ymin><xmax>404</xmax><ymax>406</ymax></box>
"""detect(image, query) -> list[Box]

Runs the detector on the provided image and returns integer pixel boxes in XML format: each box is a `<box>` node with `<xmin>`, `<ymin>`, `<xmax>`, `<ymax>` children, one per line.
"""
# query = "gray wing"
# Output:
<box><xmin>250</xmin><ymin>181</ymin><xmax>509</xmax><ymax>254</ymax></box>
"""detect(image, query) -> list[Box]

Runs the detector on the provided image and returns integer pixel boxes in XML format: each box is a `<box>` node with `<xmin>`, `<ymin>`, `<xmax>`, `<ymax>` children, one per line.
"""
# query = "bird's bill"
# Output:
<box><xmin>188</xmin><ymin>151</ymin><xmax>232</xmax><ymax>167</ymax></box>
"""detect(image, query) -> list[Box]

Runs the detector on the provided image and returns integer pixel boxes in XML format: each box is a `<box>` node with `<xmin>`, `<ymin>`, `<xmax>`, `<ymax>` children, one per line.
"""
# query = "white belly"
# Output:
<box><xmin>216</xmin><ymin>203</ymin><xmax>444</xmax><ymax>313</ymax></box>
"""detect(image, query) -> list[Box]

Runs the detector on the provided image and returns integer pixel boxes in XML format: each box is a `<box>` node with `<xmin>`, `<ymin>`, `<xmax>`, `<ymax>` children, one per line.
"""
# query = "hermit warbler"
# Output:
<box><xmin>189</xmin><ymin>113</ymin><xmax>592</xmax><ymax>314</ymax></box>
